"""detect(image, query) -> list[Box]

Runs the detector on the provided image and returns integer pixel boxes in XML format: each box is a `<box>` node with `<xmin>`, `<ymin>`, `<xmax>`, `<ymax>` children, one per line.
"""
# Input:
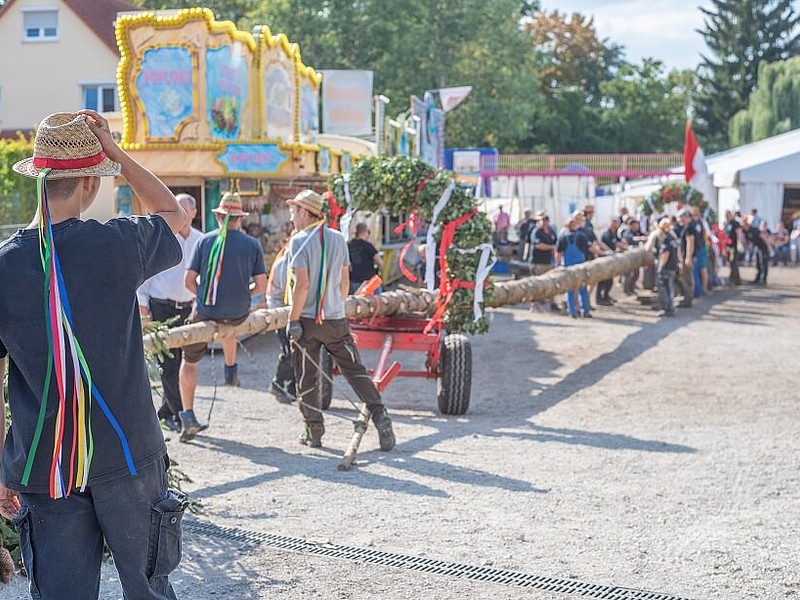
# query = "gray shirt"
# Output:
<box><xmin>267</xmin><ymin>251</ymin><xmax>288</xmax><ymax>309</ymax></box>
<box><xmin>288</xmin><ymin>225</ymin><xmax>350</xmax><ymax>320</ymax></box>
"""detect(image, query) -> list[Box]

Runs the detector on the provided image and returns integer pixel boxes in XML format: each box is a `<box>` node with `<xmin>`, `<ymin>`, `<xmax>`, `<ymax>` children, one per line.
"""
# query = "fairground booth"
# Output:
<box><xmin>114</xmin><ymin>8</ymin><xmax>371</xmax><ymax>266</ymax></box>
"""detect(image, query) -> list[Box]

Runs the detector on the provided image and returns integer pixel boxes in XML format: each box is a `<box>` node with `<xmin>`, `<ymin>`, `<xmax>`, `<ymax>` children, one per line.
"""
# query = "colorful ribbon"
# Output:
<box><xmin>201</xmin><ymin>215</ymin><xmax>231</xmax><ymax>305</ymax></box>
<box><xmin>22</xmin><ymin>170</ymin><xmax>135</xmax><ymax>499</ymax></box>
<box><xmin>284</xmin><ymin>219</ymin><xmax>327</xmax><ymax>320</ymax></box>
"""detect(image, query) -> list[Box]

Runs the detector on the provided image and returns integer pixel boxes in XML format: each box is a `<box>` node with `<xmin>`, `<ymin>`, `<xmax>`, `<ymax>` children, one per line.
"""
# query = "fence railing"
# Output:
<box><xmin>480</xmin><ymin>153</ymin><xmax>683</xmax><ymax>178</ymax></box>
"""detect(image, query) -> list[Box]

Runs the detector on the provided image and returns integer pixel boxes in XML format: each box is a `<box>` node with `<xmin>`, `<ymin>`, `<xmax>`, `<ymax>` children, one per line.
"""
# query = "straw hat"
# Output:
<box><xmin>212</xmin><ymin>192</ymin><xmax>249</xmax><ymax>217</ymax></box>
<box><xmin>286</xmin><ymin>189</ymin><xmax>325</xmax><ymax>218</ymax></box>
<box><xmin>12</xmin><ymin>113</ymin><xmax>121</xmax><ymax>180</ymax></box>
<box><xmin>533</xmin><ymin>209</ymin><xmax>548</xmax><ymax>220</ymax></box>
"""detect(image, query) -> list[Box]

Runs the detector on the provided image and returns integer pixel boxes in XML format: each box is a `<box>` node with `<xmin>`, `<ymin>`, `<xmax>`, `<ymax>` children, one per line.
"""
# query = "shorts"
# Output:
<box><xmin>695</xmin><ymin>249</ymin><xmax>708</xmax><ymax>269</ymax></box>
<box><xmin>182</xmin><ymin>311</ymin><xmax>249</xmax><ymax>363</ymax></box>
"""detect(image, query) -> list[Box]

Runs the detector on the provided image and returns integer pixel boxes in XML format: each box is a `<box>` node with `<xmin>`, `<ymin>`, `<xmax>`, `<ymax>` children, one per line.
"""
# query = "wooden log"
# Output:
<box><xmin>144</xmin><ymin>248</ymin><xmax>654</xmax><ymax>351</ymax></box>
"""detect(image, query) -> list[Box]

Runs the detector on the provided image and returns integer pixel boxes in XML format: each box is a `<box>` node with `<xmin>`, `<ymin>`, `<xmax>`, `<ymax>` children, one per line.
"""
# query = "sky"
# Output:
<box><xmin>538</xmin><ymin>0</ymin><xmax>713</xmax><ymax>72</ymax></box>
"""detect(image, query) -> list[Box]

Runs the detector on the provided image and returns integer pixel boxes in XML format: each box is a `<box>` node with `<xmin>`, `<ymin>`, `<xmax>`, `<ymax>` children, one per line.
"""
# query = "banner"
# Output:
<box><xmin>438</xmin><ymin>86</ymin><xmax>472</xmax><ymax>112</ymax></box>
<box><xmin>320</xmin><ymin>70</ymin><xmax>373</xmax><ymax>136</ymax></box>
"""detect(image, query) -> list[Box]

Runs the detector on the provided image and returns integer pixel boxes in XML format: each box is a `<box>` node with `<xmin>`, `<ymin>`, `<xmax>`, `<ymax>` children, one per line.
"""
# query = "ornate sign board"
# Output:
<box><xmin>116</xmin><ymin>8</ymin><xmax>334</xmax><ymax>177</ymax></box>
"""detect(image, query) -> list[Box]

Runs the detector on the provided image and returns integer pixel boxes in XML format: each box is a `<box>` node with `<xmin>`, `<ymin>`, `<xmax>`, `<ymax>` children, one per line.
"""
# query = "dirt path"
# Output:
<box><xmin>3</xmin><ymin>265</ymin><xmax>798</xmax><ymax>599</ymax></box>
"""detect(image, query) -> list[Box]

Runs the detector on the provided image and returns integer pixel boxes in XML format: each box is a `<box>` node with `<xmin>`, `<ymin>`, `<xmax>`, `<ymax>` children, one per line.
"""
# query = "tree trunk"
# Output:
<box><xmin>144</xmin><ymin>249</ymin><xmax>654</xmax><ymax>351</ymax></box>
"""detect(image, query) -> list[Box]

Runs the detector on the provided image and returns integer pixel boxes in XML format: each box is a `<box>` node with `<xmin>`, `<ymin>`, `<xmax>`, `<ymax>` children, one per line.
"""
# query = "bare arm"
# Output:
<box><xmin>373</xmin><ymin>253</ymin><xmax>384</xmax><ymax>270</ymax></box>
<box><xmin>0</xmin><ymin>358</ymin><xmax>21</xmax><ymax>520</ymax></box>
<box><xmin>341</xmin><ymin>266</ymin><xmax>350</xmax><ymax>298</ymax></box>
<box><xmin>184</xmin><ymin>269</ymin><xmax>199</xmax><ymax>295</ymax></box>
<box><xmin>290</xmin><ymin>268</ymin><xmax>310</xmax><ymax>321</ymax></box>
<box><xmin>251</xmin><ymin>274</ymin><xmax>267</xmax><ymax>297</ymax></box>
<box><xmin>79</xmin><ymin>110</ymin><xmax>185</xmax><ymax>234</ymax></box>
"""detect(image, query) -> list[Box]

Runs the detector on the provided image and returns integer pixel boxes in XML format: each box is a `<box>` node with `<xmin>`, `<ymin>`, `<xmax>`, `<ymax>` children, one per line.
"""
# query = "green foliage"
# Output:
<box><xmin>696</xmin><ymin>0</ymin><xmax>800</xmax><ymax>151</ymax></box>
<box><xmin>0</xmin><ymin>135</ymin><xmax>36</xmax><ymax>226</ymax></box>
<box><xmin>729</xmin><ymin>56</ymin><xmax>800</xmax><ymax>145</ymax></box>
<box><xmin>245</xmin><ymin>0</ymin><xmax>542</xmax><ymax>151</ymax></box>
<box><xmin>131</xmin><ymin>0</ymin><xmax>257</xmax><ymax>22</ymax></box>
<box><xmin>329</xmin><ymin>156</ymin><xmax>494</xmax><ymax>334</ymax></box>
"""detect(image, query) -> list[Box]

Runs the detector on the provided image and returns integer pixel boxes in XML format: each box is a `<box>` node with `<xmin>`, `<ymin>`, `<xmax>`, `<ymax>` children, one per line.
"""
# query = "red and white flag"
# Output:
<box><xmin>684</xmin><ymin>120</ymin><xmax>710</xmax><ymax>190</ymax></box>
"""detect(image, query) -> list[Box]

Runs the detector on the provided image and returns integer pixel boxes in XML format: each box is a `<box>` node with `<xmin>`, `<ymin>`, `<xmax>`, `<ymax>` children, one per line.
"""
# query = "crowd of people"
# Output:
<box><xmin>505</xmin><ymin>202</ymin><xmax>791</xmax><ymax>319</ymax></box>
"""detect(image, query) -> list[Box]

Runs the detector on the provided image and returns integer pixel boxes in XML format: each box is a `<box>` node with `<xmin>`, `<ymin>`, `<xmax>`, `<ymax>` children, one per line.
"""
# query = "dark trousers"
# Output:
<box><xmin>596</xmin><ymin>278</ymin><xmax>613</xmax><ymax>301</ymax></box>
<box><xmin>754</xmin><ymin>247</ymin><xmax>769</xmax><ymax>282</ymax></box>
<box><xmin>728</xmin><ymin>249</ymin><xmax>741</xmax><ymax>285</ymax></box>
<box><xmin>658</xmin><ymin>269</ymin><xmax>676</xmax><ymax>313</ymax></box>
<box><xmin>291</xmin><ymin>318</ymin><xmax>382</xmax><ymax>426</ymax></box>
<box><xmin>14</xmin><ymin>456</ymin><xmax>184</xmax><ymax>600</ymax></box>
<box><xmin>273</xmin><ymin>329</ymin><xmax>295</xmax><ymax>394</ymax></box>
<box><xmin>149</xmin><ymin>300</ymin><xmax>193</xmax><ymax>420</ymax></box>
<box><xmin>677</xmin><ymin>263</ymin><xmax>693</xmax><ymax>305</ymax></box>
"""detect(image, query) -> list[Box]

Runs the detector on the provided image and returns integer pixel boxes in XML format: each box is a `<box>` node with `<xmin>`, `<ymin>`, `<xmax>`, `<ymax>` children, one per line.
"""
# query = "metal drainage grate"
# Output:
<box><xmin>183</xmin><ymin>520</ymin><xmax>694</xmax><ymax>600</ymax></box>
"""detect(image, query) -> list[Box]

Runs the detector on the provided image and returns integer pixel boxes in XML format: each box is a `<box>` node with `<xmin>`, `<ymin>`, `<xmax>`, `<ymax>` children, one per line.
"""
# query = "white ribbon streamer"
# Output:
<box><xmin>425</xmin><ymin>181</ymin><xmax>456</xmax><ymax>291</ymax></box>
<box><xmin>340</xmin><ymin>176</ymin><xmax>353</xmax><ymax>236</ymax></box>
<box><xmin>444</xmin><ymin>244</ymin><xmax>497</xmax><ymax>321</ymax></box>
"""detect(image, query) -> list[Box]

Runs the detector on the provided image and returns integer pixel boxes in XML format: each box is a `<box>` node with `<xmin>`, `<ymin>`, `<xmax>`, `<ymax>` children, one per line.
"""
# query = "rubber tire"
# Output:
<box><xmin>437</xmin><ymin>333</ymin><xmax>472</xmax><ymax>415</ymax></box>
<box><xmin>319</xmin><ymin>349</ymin><xmax>334</xmax><ymax>410</ymax></box>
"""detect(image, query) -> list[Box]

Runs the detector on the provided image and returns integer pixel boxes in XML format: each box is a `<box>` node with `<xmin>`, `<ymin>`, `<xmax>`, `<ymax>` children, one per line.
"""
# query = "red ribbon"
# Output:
<box><xmin>423</xmin><ymin>208</ymin><xmax>481</xmax><ymax>334</ymax></box>
<box><xmin>33</xmin><ymin>151</ymin><xmax>107</xmax><ymax>170</ymax></box>
<box><xmin>324</xmin><ymin>190</ymin><xmax>346</xmax><ymax>230</ymax></box>
<box><xmin>393</xmin><ymin>210</ymin><xmax>421</xmax><ymax>282</ymax></box>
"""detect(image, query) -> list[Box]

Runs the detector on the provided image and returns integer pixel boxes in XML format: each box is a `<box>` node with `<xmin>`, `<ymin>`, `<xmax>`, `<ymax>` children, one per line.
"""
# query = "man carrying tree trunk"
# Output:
<box><xmin>284</xmin><ymin>190</ymin><xmax>395</xmax><ymax>451</ymax></box>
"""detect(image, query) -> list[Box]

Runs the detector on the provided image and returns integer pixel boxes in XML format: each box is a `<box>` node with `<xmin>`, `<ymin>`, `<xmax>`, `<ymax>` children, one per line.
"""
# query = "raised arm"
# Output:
<box><xmin>79</xmin><ymin>110</ymin><xmax>185</xmax><ymax>234</ymax></box>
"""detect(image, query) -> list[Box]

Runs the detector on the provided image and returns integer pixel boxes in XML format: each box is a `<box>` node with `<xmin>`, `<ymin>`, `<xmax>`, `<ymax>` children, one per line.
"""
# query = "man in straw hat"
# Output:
<box><xmin>0</xmin><ymin>110</ymin><xmax>187</xmax><ymax>599</ymax></box>
<box><xmin>178</xmin><ymin>191</ymin><xmax>267</xmax><ymax>442</ymax></box>
<box><xmin>285</xmin><ymin>189</ymin><xmax>395</xmax><ymax>450</ymax></box>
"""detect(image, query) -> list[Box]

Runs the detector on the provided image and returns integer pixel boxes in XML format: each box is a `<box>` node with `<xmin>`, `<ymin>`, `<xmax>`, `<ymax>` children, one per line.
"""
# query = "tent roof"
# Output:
<box><xmin>706</xmin><ymin>127</ymin><xmax>800</xmax><ymax>175</ymax></box>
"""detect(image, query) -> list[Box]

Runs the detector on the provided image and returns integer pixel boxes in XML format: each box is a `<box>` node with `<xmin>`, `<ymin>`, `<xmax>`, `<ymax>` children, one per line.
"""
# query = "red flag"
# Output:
<box><xmin>684</xmin><ymin>120</ymin><xmax>708</xmax><ymax>188</ymax></box>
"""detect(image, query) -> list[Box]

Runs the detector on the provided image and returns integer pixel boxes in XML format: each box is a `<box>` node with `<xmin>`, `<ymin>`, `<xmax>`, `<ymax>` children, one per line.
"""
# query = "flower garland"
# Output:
<box><xmin>328</xmin><ymin>156</ymin><xmax>495</xmax><ymax>335</ymax></box>
<box><xmin>641</xmin><ymin>182</ymin><xmax>716</xmax><ymax>223</ymax></box>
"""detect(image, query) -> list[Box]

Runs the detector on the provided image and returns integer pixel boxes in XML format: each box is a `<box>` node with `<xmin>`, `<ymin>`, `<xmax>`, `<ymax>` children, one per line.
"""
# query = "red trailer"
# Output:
<box><xmin>318</xmin><ymin>315</ymin><xmax>472</xmax><ymax>415</ymax></box>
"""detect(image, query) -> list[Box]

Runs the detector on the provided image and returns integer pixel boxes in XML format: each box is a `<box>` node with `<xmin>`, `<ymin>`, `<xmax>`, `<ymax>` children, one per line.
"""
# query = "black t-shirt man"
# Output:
<box><xmin>724</xmin><ymin>219</ymin><xmax>740</xmax><ymax>249</ymax></box>
<box><xmin>659</xmin><ymin>232</ymin><xmax>679</xmax><ymax>271</ymax></box>
<box><xmin>348</xmin><ymin>238</ymin><xmax>379</xmax><ymax>284</ymax></box>
<box><xmin>530</xmin><ymin>226</ymin><xmax>557</xmax><ymax>265</ymax></box>
<box><xmin>601</xmin><ymin>228</ymin><xmax>620</xmax><ymax>251</ymax></box>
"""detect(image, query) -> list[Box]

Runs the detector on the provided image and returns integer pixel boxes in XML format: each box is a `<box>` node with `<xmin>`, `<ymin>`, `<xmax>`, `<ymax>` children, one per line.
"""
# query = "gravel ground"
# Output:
<box><xmin>2</xmin><ymin>265</ymin><xmax>798</xmax><ymax>600</ymax></box>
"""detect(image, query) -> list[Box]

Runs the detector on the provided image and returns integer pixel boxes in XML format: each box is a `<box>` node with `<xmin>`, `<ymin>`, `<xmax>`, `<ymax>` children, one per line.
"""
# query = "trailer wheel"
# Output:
<box><xmin>319</xmin><ymin>349</ymin><xmax>334</xmax><ymax>410</ymax></box>
<box><xmin>437</xmin><ymin>333</ymin><xmax>471</xmax><ymax>415</ymax></box>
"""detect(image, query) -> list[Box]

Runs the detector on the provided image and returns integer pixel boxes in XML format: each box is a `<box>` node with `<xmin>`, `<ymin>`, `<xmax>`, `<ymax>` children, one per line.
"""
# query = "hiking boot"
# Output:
<box><xmin>299</xmin><ymin>424</ymin><xmax>324</xmax><ymax>448</ymax></box>
<box><xmin>159</xmin><ymin>415</ymin><xmax>181</xmax><ymax>433</ymax></box>
<box><xmin>179</xmin><ymin>410</ymin><xmax>203</xmax><ymax>442</ymax></box>
<box><xmin>371</xmin><ymin>408</ymin><xmax>396</xmax><ymax>452</ymax></box>
<box><xmin>224</xmin><ymin>364</ymin><xmax>241</xmax><ymax>387</ymax></box>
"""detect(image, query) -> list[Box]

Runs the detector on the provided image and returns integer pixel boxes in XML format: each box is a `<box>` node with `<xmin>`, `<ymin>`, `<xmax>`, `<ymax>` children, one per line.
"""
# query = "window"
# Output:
<box><xmin>82</xmin><ymin>84</ymin><xmax>118</xmax><ymax>112</ymax></box>
<box><xmin>23</xmin><ymin>9</ymin><xmax>58</xmax><ymax>40</ymax></box>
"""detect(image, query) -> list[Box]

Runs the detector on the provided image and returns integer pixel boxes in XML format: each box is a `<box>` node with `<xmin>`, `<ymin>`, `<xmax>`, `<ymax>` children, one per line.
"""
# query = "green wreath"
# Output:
<box><xmin>642</xmin><ymin>182</ymin><xmax>716</xmax><ymax>223</ymax></box>
<box><xmin>328</xmin><ymin>156</ymin><xmax>494</xmax><ymax>335</ymax></box>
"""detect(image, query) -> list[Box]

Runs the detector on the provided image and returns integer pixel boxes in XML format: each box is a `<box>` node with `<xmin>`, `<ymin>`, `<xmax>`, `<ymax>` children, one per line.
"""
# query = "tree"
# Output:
<box><xmin>525</xmin><ymin>10</ymin><xmax>624</xmax><ymax>103</ymax></box>
<box><xmin>244</xmin><ymin>0</ymin><xmax>543</xmax><ymax>151</ymax></box>
<box><xmin>695</xmin><ymin>0</ymin><xmax>800</xmax><ymax>151</ymax></box>
<box><xmin>599</xmin><ymin>60</ymin><xmax>696</xmax><ymax>152</ymax></box>
<box><xmin>131</xmin><ymin>0</ymin><xmax>257</xmax><ymax>23</ymax></box>
<box><xmin>729</xmin><ymin>56</ymin><xmax>800</xmax><ymax>145</ymax></box>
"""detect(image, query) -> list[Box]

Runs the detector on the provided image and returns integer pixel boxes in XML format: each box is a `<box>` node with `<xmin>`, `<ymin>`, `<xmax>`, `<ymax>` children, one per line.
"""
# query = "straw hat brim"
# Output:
<box><xmin>12</xmin><ymin>156</ymin><xmax>121</xmax><ymax>180</ymax></box>
<box><xmin>212</xmin><ymin>207</ymin><xmax>249</xmax><ymax>217</ymax></box>
<box><xmin>287</xmin><ymin>197</ymin><xmax>324</xmax><ymax>217</ymax></box>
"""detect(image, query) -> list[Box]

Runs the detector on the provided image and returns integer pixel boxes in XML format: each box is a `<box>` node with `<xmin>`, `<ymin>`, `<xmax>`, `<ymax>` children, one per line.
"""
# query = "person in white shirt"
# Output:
<box><xmin>137</xmin><ymin>193</ymin><xmax>203</xmax><ymax>431</ymax></box>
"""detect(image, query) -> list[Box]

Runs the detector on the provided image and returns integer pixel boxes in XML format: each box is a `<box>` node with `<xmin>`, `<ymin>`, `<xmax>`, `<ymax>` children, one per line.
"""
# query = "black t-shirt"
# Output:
<box><xmin>659</xmin><ymin>232</ymin><xmax>679</xmax><ymax>271</ymax></box>
<box><xmin>530</xmin><ymin>226</ymin><xmax>556</xmax><ymax>265</ymax></box>
<box><xmin>190</xmin><ymin>228</ymin><xmax>266</xmax><ymax>320</ymax></box>
<box><xmin>601</xmin><ymin>228</ymin><xmax>620</xmax><ymax>251</ymax></box>
<box><xmin>745</xmin><ymin>226</ymin><xmax>768</xmax><ymax>250</ymax></box>
<box><xmin>581</xmin><ymin>226</ymin><xmax>597</xmax><ymax>260</ymax></box>
<box><xmin>518</xmin><ymin>219</ymin><xmax>536</xmax><ymax>247</ymax></box>
<box><xmin>688</xmin><ymin>219</ymin><xmax>705</xmax><ymax>252</ymax></box>
<box><xmin>348</xmin><ymin>238</ymin><xmax>379</xmax><ymax>283</ymax></box>
<box><xmin>724</xmin><ymin>220</ymin><xmax>740</xmax><ymax>247</ymax></box>
<box><xmin>0</xmin><ymin>216</ymin><xmax>180</xmax><ymax>493</ymax></box>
